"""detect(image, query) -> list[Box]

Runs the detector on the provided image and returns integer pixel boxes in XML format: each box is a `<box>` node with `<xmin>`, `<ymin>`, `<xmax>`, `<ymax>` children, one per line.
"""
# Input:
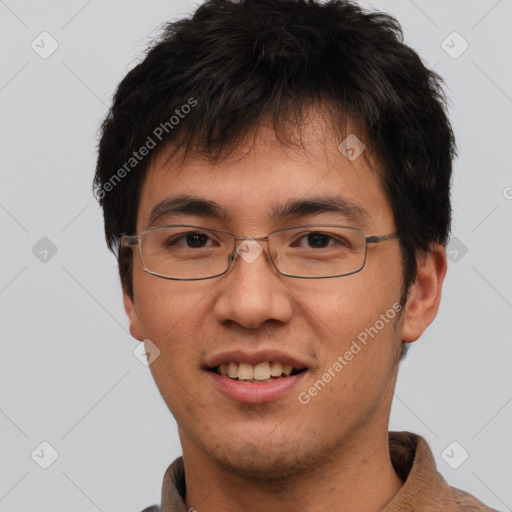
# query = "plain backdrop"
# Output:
<box><xmin>1</xmin><ymin>1</ymin><xmax>511</xmax><ymax>511</ymax></box>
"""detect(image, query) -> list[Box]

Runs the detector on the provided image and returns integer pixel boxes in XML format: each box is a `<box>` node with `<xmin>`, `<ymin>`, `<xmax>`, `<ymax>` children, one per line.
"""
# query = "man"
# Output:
<box><xmin>94</xmin><ymin>0</ymin><xmax>496</xmax><ymax>510</ymax></box>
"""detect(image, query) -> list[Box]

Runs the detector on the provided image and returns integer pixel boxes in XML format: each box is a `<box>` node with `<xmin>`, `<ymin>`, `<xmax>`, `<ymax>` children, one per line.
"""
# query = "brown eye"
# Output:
<box><xmin>166</xmin><ymin>231</ymin><xmax>213</xmax><ymax>248</ymax></box>
<box><xmin>306</xmin><ymin>233</ymin><xmax>331</xmax><ymax>248</ymax></box>
<box><xmin>183</xmin><ymin>232</ymin><xmax>209</xmax><ymax>248</ymax></box>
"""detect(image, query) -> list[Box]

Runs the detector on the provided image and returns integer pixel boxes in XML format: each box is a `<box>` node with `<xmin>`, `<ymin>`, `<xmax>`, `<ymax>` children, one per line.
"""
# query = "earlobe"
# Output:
<box><xmin>401</xmin><ymin>244</ymin><xmax>447</xmax><ymax>343</ymax></box>
<box><xmin>123</xmin><ymin>289</ymin><xmax>145</xmax><ymax>341</ymax></box>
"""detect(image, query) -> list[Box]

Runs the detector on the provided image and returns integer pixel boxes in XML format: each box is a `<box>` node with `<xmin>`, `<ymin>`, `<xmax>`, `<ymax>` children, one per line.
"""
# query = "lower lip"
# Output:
<box><xmin>207</xmin><ymin>371</ymin><xmax>307</xmax><ymax>404</ymax></box>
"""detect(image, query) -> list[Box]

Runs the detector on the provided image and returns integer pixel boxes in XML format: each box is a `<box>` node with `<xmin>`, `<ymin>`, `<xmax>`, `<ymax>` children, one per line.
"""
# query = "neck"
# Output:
<box><xmin>181</xmin><ymin>427</ymin><xmax>404</xmax><ymax>512</ymax></box>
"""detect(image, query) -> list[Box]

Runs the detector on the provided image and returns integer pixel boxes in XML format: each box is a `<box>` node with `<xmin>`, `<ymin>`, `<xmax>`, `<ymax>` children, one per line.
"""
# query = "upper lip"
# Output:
<box><xmin>205</xmin><ymin>350</ymin><xmax>309</xmax><ymax>370</ymax></box>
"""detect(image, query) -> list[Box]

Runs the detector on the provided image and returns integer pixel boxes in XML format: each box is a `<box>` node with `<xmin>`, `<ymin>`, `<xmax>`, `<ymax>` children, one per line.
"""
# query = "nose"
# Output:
<box><xmin>212</xmin><ymin>239</ymin><xmax>293</xmax><ymax>329</ymax></box>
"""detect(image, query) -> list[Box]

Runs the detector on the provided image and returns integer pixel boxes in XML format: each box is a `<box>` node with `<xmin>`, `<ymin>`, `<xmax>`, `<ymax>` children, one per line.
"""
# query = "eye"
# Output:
<box><xmin>292</xmin><ymin>232</ymin><xmax>346</xmax><ymax>249</ymax></box>
<box><xmin>303</xmin><ymin>233</ymin><xmax>332</xmax><ymax>249</ymax></box>
<box><xmin>168</xmin><ymin>231</ymin><xmax>215</xmax><ymax>249</ymax></box>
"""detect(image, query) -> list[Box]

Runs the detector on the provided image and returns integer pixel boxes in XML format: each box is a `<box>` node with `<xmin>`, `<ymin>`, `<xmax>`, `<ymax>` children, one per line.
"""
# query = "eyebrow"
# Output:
<box><xmin>271</xmin><ymin>196</ymin><xmax>370</xmax><ymax>226</ymax></box>
<box><xmin>147</xmin><ymin>194</ymin><xmax>370</xmax><ymax>228</ymax></box>
<box><xmin>148</xmin><ymin>195</ymin><xmax>230</xmax><ymax>226</ymax></box>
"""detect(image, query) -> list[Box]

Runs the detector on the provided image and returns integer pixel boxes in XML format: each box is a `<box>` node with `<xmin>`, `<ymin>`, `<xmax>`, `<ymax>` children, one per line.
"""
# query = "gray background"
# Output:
<box><xmin>1</xmin><ymin>0</ymin><xmax>511</xmax><ymax>511</ymax></box>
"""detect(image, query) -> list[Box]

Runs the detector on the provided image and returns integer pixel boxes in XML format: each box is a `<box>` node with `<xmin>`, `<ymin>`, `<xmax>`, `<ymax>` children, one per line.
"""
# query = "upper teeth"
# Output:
<box><xmin>218</xmin><ymin>361</ymin><xmax>294</xmax><ymax>380</ymax></box>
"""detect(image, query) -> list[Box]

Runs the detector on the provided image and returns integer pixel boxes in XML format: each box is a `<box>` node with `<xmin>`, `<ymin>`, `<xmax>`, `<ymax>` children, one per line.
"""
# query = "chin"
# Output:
<box><xmin>210</xmin><ymin>437</ymin><xmax>319</xmax><ymax>482</ymax></box>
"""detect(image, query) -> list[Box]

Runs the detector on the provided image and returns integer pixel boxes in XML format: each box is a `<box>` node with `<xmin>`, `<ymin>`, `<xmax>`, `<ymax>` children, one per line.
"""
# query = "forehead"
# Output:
<box><xmin>137</xmin><ymin>114</ymin><xmax>393</xmax><ymax>233</ymax></box>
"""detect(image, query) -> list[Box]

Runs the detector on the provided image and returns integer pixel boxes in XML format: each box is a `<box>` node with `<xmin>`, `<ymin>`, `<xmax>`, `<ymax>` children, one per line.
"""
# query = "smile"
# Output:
<box><xmin>205</xmin><ymin>351</ymin><xmax>309</xmax><ymax>403</ymax></box>
<box><xmin>213</xmin><ymin>361</ymin><xmax>306</xmax><ymax>382</ymax></box>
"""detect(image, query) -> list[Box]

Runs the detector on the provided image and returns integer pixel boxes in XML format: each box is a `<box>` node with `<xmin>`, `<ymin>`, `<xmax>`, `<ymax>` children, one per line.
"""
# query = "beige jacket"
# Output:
<box><xmin>142</xmin><ymin>431</ymin><xmax>497</xmax><ymax>511</ymax></box>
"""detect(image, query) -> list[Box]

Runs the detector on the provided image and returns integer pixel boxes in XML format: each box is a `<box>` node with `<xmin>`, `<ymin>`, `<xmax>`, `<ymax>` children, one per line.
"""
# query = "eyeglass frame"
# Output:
<box><xmin>119</xmin><ymin>224</ymin><xmax>400</xmax><ymax>281</ymax></box>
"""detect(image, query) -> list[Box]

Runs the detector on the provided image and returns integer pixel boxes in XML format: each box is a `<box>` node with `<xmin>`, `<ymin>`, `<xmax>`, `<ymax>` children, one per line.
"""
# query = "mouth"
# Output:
<box><xmin>205</xmin><ymin>351</ymin><xmax>310</xmax><ymax>403</ymax></box>
<box><xmin>210</xmin><ymin>361</ymin><xmax>308</xmax><ymax>383</ymax></box>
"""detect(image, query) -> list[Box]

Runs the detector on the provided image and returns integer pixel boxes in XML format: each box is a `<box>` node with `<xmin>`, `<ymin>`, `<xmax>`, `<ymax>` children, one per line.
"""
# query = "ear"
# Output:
<box><xmin>123</xmin><ymin>288</ymin><xmax>145</xmax><ymax>341</ymax></box>
<box><xmin>401</xmin><ymin>244</ymin><xmax>447</xmax><ymax>343</ymax></box>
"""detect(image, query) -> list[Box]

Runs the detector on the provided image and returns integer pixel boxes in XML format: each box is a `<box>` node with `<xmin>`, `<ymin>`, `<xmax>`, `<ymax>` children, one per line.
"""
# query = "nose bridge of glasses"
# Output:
<box><xmin>231</xmin><ymin>235</ymin><xmax>271</xmax><ymax>255</ymax></box>
<box><xmin>225</xmin><ymin>234</ymin><xmax>280</xmax><ymax>274</ymax></box>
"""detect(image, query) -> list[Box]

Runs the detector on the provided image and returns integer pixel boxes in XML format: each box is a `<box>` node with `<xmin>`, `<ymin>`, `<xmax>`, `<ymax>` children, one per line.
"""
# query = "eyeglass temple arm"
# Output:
<box><xmin>366</xmin><ymin>233</ymin><xmax>400</xmax><ymax>245</ymax></box>
<box><xmin>120</xmin><ymin>235</ymin><xmax>140</xmax><ymax>248</ymax></box>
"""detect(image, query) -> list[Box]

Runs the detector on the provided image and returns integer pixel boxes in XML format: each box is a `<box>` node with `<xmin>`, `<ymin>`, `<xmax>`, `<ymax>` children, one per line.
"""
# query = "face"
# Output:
<box><xmin>124</xmin><ymin>116</ymin><xmax>418</xmax><ymax>479</ymax></box>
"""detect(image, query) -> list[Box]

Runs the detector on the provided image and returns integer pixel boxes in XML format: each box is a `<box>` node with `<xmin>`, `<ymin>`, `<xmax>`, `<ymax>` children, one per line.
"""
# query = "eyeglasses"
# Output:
<box><xmin>120</xmin><ymin>224</ymin><xmax>399</xmax><ymax>280</ymax></box>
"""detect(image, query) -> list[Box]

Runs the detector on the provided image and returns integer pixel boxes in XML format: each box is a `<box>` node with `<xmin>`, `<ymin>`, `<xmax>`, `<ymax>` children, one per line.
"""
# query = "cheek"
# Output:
<box><xmin>291</xmin><ymin>270</ymin><xmax>401</xmax><ymax>342</ymax></box>
<box><xmin>133</xmin><ymin>269</ymin><xmax>214</xmax><ymax>337</ymax></box>
<box><xmin>290</xmin><ymin>268</ymin><xmax>403</xmax><ymax>409</ymax></box>
<box><xmin>132</xmin><ymin>277</ymin><xmax>223</xmax><ymax>390</ymax></box>
<box><xmin>134</xmin><ymin>281</ymin><xmax>215</xmax><ymax>406</ymax></box>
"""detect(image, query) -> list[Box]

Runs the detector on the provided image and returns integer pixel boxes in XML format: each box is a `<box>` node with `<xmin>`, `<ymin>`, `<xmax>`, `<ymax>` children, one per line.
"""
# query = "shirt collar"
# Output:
<box><xmin>156</xmin><ymin>431</ymin><xmax>492</xmax><ymax>512</ymax></box>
